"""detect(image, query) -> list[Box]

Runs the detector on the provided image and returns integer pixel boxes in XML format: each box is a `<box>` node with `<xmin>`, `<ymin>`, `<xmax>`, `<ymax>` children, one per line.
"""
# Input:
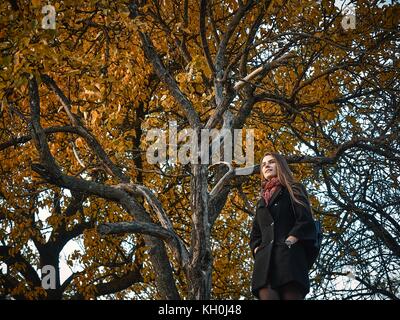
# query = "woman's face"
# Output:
<box><xmin>262</xmin><ymin>155</ymin><xmax>277</xmax><ymax>180</ymax></box>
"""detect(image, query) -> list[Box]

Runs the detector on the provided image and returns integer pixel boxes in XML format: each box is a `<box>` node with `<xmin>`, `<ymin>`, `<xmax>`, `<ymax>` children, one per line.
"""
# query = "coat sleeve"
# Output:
<box><xmin>249</xmin><ymin>212</ymin><xmax>262</xmax><ymax>258</ymax></box>
<box><xmin>288</xmin><ymin>183</ymin><xmax>316</xmax><ymax>242</ymax></box>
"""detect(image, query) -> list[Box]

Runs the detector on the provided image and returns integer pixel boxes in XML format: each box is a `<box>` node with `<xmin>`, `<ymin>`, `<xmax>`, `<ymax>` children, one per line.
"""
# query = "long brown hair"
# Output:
<box><xmin>260</xmin><ymin>152</ymin><xmax>309</xmax><ymax>208</ymax></box>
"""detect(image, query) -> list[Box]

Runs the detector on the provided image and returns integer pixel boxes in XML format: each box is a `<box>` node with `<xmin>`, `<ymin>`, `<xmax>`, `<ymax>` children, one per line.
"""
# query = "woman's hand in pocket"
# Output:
<box><xmin>285</xmin><ymin>235</ymin><xmax>298</xmax><ymax>244</ymax></box>
<box><xmin>285</xmin><ymin>235</ymin><xmax>299</xmax><ymax>248</ymax></box>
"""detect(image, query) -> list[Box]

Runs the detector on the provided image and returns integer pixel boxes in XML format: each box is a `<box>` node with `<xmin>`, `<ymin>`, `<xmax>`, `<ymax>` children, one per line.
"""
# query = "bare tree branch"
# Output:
<box><xmin>234</xmin><ymin>51</ymin><xmax>297</xmax><ymax>91</ymax></box>
<box><xmin>139</xmin><ymin>32</ymin><xmax>201</xmax><ymax>128</ymax></box>
<box><xmin>200</xmin><ymin>0</ymin><xmax>216</xmax><ymax>75</ymax></box>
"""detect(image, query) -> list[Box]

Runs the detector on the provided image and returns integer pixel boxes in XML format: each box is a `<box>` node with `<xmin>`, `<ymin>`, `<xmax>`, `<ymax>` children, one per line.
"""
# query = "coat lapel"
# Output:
<box><xmin>267</xmin><ymin>185</ymin><xmax>283</xmax><ymax>207</ymax></box>
<box><xmin>256</xmin><ymin>197</ymin><xmax>273</xmax><ymax>228</ymax></box>
<box><xmin>256</xmin><ymin>185</ymin><xmax>284</xmax><ymax>209</ymax></box>
<box><xmin>257</xmin><ymin>197</ymin><xmax>266</xmax><ymax>209</ymax></box>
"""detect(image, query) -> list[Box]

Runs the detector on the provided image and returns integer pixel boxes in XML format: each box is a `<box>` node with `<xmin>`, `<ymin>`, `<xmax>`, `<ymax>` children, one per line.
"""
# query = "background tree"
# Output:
<box><xmin>0</xmin><ymin>0</ymin><xmax>399</xmax><ymax>299</ymax></box>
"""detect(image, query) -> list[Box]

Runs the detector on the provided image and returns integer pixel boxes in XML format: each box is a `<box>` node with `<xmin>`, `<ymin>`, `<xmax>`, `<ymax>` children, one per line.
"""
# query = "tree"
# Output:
<box><xmin>1</xmin><ymin>0</ymin><xmax>399</xmax><ymax>299</ymax></box>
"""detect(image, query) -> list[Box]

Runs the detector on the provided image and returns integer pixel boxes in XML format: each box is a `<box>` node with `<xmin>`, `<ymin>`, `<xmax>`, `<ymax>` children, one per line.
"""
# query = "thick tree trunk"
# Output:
<box><xmin>39</xmin><ymin>245</ymin><xmax>63</xmax><ymax>300</ymax></box>
<box><xmin>144</xmin><ymin>235</ymin><xmax>181</xmax><ymax>299</ymax></box>
<box><xmin>187</xmin><ymin>163</ymin><xmax>212</xmax><ymax>299</ymax></box>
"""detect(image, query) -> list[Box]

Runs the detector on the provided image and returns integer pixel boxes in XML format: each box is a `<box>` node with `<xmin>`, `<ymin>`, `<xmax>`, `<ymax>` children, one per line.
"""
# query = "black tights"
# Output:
<box><xmin>258</xmin><ymin>282</ymin><xmax>304</xmax><ymax>300</ymax></box>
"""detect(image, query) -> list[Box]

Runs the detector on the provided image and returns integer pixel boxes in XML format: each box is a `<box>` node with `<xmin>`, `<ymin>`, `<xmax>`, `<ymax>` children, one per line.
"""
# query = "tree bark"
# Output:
<box><xmin>187</xmin><ymin>163</ymin><xmax>212</xmax><ymax>299</ymax></box>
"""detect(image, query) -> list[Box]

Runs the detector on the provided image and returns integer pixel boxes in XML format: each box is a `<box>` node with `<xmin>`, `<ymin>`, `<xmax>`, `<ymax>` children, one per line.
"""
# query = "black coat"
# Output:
<box><xmin>249</xmin><ymin>183</ymin><xmax>317</xmax><ymax>298</ymax></box>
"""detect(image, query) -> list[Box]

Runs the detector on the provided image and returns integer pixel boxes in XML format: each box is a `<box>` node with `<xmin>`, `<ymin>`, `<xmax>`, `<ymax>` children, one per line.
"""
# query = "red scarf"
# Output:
<box><xmin>262</xmin><ymin>176</ymin><xmax>281</xmax><ymax>206</ymax></box>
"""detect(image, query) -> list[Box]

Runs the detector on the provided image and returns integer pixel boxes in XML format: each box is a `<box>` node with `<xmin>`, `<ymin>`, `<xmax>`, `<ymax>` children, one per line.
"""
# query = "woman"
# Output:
<box><xmin>249</xmin><ymin>152</ymin><xmax>317</xmax><ymax>300</ymax></box>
